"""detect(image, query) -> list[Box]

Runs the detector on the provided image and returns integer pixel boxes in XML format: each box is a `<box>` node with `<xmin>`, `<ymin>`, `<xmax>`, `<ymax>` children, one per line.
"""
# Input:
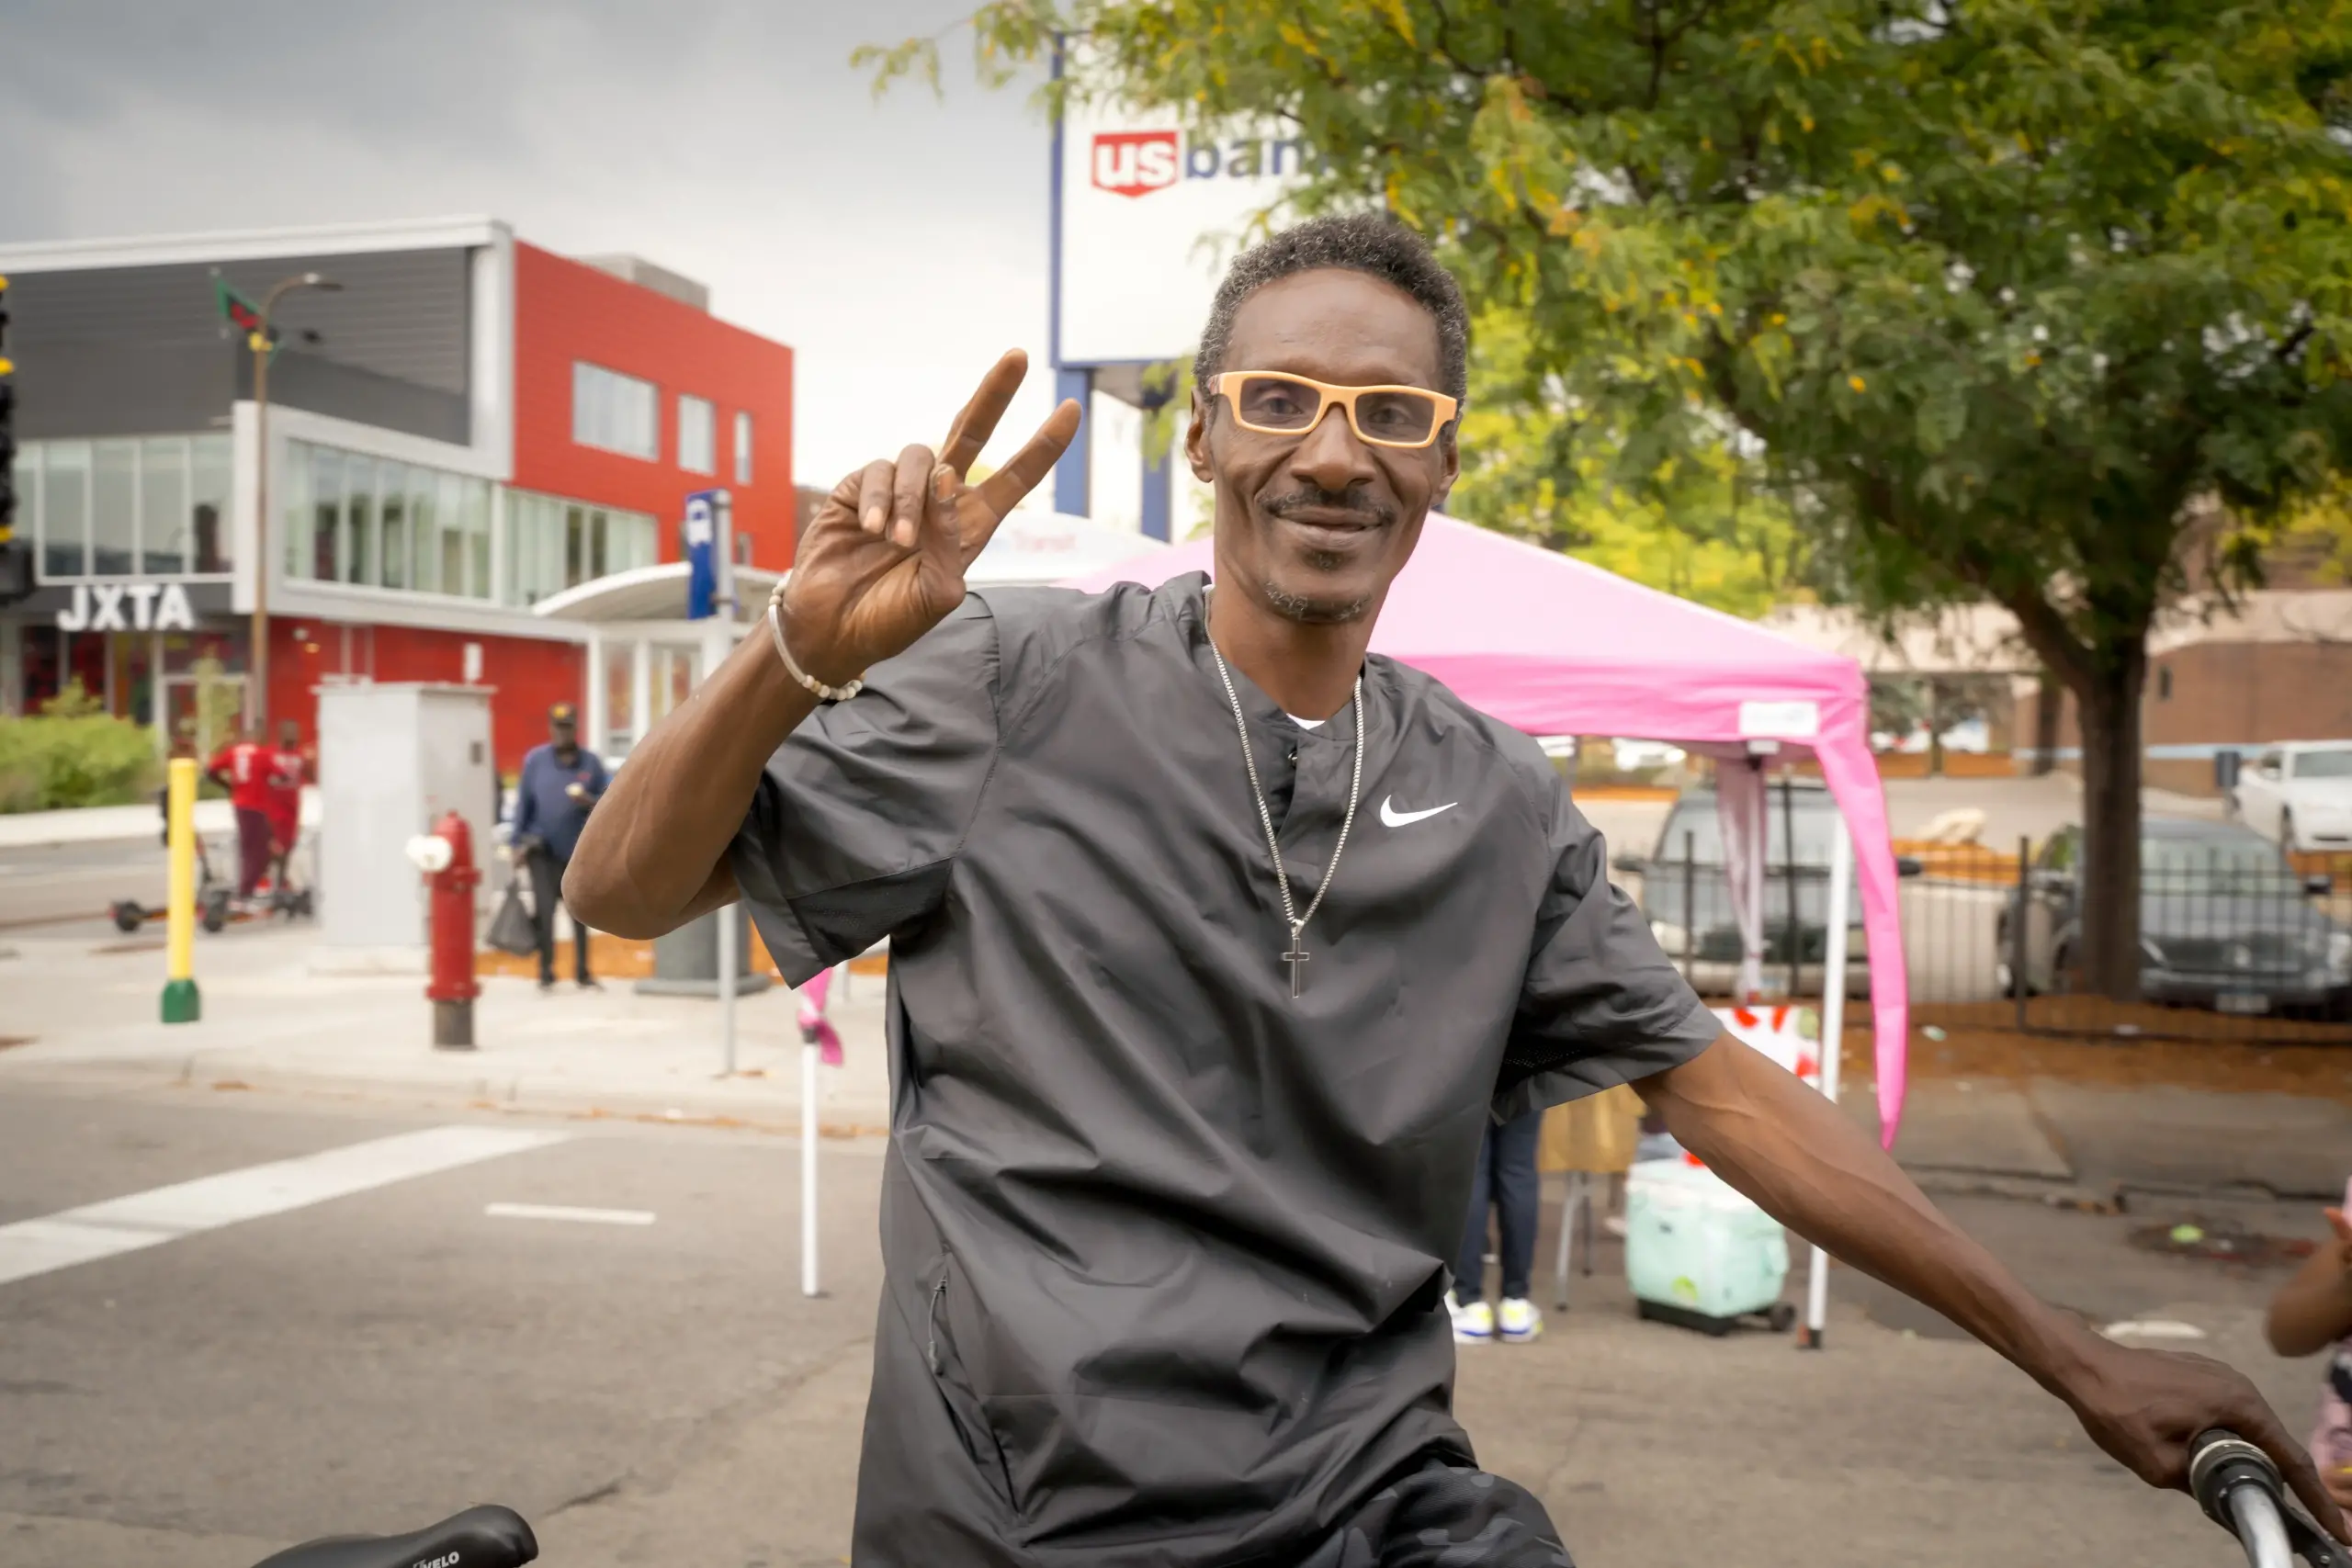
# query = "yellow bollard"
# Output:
<box><xmin>161</xmin><ymin>756</ymin><xmax>200</xmax><ymax>1024</ymax></box>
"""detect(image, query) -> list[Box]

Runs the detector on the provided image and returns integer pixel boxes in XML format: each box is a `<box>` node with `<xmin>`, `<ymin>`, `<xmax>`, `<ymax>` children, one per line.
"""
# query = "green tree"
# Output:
<box><xmin>867</xmin><ymin>0</ymin><xmax>2352</xmax><ymax>996</ymax></box>
<box><xmin>1451</xmin><ymin>308</ymin><xmax>1814</xmax><ymax>616</ymax></box>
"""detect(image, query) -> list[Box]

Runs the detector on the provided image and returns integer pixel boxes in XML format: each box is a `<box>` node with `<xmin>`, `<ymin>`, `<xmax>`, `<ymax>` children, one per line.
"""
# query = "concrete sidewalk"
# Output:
<box><xmin>4</xmin><ymin>919</ymin><xmax>2345</xmax><ymax>1197</ymax></box>
<box><xmin>0</xmin><ymin>921</ymin><xmax>891</xmax><ymax>1133</ymax></box>
<box><xmin>0</xmin><ymin>790</ymin><xmax>323</xmax><ymax>851</ymax></box>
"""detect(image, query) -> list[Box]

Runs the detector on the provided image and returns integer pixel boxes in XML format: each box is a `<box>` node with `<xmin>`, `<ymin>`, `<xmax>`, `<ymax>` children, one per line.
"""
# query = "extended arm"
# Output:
<box><xmin>562</xmin><ymin>352</ymin><xmax>1078</xmax><ymax>940</ymax></box>
<box><xmin>1642</xmin><ymin>1035</ymin><xmax>2346</xmax><ymax>1537</ymax></box>
<box><xmin>2268</xmin><ymin>1211</ymin><xmax>2352</xmax><ymax>1358</ymax></box>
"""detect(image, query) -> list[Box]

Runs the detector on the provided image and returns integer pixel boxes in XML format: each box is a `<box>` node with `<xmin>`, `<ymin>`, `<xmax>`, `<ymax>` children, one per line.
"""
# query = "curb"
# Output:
<box><xmin>0</xmin><ymin>1052</ymin><xmax>894</xmax><ymax>1144</ymax></box>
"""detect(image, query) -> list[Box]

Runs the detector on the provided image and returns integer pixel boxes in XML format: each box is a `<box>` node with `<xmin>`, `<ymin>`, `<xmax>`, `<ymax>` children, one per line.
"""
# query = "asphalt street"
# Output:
<box><xmin>2</xmin><ymin>1078</ymin><xmax>2338</xmax><ymax>1568</ymax></box>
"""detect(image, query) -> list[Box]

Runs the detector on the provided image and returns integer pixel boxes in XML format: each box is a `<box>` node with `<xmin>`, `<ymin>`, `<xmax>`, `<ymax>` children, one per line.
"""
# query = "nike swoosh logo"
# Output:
<box><xmin>1380</xmin><ymin>796</ymin><xmax>1458</xmax><ymax>828</ymax></box>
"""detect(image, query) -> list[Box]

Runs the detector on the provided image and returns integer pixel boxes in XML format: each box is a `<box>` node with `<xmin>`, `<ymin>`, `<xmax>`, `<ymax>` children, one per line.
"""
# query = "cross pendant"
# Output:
<box><xmin>1282</xmin><ymin>928</ymin><xmax>1309</xmax><ymax>998</ymax></box>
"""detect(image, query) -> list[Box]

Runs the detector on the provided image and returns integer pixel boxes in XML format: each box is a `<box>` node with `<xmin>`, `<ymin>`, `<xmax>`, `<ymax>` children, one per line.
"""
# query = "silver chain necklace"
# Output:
<box><xmin>1208</xmin><ymin>639</ymin><xmax>1364</xmax><ymax>998</ymax></box>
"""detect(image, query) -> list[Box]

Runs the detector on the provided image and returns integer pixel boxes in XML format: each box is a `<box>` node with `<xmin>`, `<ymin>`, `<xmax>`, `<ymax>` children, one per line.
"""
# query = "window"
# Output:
<box><xmin>2296</xmin><ymin>749</ymin><xmax>2352</xmax><ymax>780</ymax></box>
<box><xmin>380</xmin><ymin>461</ymin><xmax>410</xmax><ymax>590</ymax></box>
<box><xmin>572</xmin><ymin>362</ymin><xmax>659</xmax><ymax>460</ymax></box>
<box><xmin>344</xmin><ymin>456</ymin><xmax>377</xmax><ymax>585</ymax></box>
<box><xmin>283</xmin><ymin>439</ymin><xmax>492</xmax><ymax>600</ymax></box>
<box><xmin>40</xmin><ymin>443</ymin><xmax>90</xmax><ymax>577</ymax></box>
<box><xmin>189</xmin><ymin>435</ymin><xmax>232</xmax><ymax>573</ymax></box>
<box><xmin>503</xmin><ymin>489</ymin><xmax>657</xmax><ymax>604</ymax></box>
<box><xmin>678</xmin><ymin>394</ymin><xmax>715</xmax><ymax>475</ymax></box>
<box><xmin>733</xmin><ymin>411</ymin><xmax>752</xmax><ymax>485</ymax></box>
<box><xmin>89</xmin><ymin>441</ymin><xmax>138</xmax><ymax>574</ymax></box>
<box><xmin>139</xmin><ymin>438</ymin><xmax>187</xmax><ymax>574</ymax></box>
<box><xmin>2156</xmin><ymin>666</ymin><xmax>2173</xmax><ymax>700</ymax></box>
<box><xmin>17</xmin><ymin>434</ymin><xmax>231</xmax><ymax>581</ymax></box>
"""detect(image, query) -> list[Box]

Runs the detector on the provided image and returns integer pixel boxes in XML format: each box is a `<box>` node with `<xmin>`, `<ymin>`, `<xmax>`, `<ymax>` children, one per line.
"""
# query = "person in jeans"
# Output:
<box><xmin>205</xmin><ymin>722</ymin><xmax>275</xmax><ymax>900</ymax></box>
<box><xmin>512</xmin><ymin>703</ymin><xmax>607</xmax><ymax>990</ymax></box>
<box><xmin>1450</xmin><ymin>1108</ymin><xmax>1544</xmax><ymax>1344</ymax></box>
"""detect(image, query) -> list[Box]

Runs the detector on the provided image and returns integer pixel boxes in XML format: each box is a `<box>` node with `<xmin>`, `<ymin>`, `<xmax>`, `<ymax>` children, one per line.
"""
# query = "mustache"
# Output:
<box><xmin>1261</xmin><ymin>487</ymin><xmax>1396</xmax><ymax>527</ymax></box>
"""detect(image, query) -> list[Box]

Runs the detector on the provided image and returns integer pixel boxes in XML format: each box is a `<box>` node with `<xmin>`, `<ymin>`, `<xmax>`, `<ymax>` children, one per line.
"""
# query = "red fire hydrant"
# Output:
<box><xmin>408</xmin><ymin>809</ymin><xmax>481</xmax><ymax>1050</ymax></box>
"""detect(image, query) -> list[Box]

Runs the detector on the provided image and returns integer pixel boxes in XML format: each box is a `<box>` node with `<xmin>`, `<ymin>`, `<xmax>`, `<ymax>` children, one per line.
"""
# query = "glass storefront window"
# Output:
<box><xmin>90</xmin><ymin>440</ymin><xmax>138</xmax><ymax>575</ymax></box>
<box><xmin>604</xmin><ymin>642</ymin><xmax>636</xmax><ymax>753</ymax></box>
<box><xmin>141</xmin><ymin>437</ymin><xmax>189</xmax><ymax>574</ymax></box>
<box><xmin>17</xmin><ymin>434</ymin><xmax>231</xmax><ymax>581</ymax></box>
<box><xmin>280</xmin><ymin>434</ymin><xmax>312</xmax><ymax>582</ymax></box>
<box><xmin>345</xmin><ymin>456</ymin><xmax>376</xmax><ymax>585</ymax></box>
<box><xmin>463</xmin><ymin>478</ymin><xmax>491</xmax><ymax>601</ymax></box>
<box><xmin>379</xmin><ymin>460</ymin><xmax>409</xmax><ymax>590</ymax></box>
<box><xmin>308</xmin><ymin>446</ymin><xmax>344</xmax><ymax>582</ymax></box>
<box><xmin>409</xmin><ymin>470</ymin><xmax>437</xmax><ymax>594</ymax></box>
<box><xmin>41</xmin><ymin>443</ymin><xmax>90</xmax><ymax>578</ymax></box>
<box><xmin>435</xmin><ymin>471</ymin><xmax>464</xmax><ymax>597</ymax></box>
<box><xmin>190</xmin><ymin>434</ymin><xmax>232</xmax><ymax>575</ymax></box>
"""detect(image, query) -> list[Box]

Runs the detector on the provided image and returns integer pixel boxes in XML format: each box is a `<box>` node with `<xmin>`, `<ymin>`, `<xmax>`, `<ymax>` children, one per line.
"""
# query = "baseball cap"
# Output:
<box><xmin>548</xmin><ymin>703</ymin><xmax>578</xmax><ymax>724</ymax></box>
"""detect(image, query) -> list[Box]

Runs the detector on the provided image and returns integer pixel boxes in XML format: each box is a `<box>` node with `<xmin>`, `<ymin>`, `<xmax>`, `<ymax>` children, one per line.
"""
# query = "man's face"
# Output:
<box><xmin>550</xmin><ymin>719</ymin><xmax>576</xmax><ymax>751</ymax></box>
<box><xmin>1186</xmin><ymin>268</ymin><xmax>1457</xmax><ymax>626</ymax></box>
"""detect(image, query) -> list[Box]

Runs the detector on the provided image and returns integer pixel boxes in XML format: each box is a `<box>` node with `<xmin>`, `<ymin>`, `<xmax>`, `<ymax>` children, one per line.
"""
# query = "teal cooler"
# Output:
<box><xmin>1624</xmin><ymin>1156</ymin><xmax>1794</xmax><ymax>1335</ymax></box>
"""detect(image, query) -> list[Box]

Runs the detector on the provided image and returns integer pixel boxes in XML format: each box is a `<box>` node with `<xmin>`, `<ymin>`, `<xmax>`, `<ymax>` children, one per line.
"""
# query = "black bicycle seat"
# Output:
<box><xmin>249</xmin><ymin>1505</ymin><xmax>537</xmax><ymax>1568</ymax></box>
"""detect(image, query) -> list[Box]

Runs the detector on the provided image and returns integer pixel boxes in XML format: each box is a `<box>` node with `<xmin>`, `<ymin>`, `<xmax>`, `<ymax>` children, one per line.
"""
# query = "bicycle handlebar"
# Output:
<box><xmin>2191</xmin><ymin>1429</ymin><xmax>2352</xmax><ymax>1568</ymax></box>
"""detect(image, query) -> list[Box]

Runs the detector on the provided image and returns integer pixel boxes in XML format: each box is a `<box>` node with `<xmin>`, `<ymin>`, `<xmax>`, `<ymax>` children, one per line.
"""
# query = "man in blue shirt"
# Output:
<box><xmin>512</xmin><ymin>702</ymin><xmax>608</xmax><ymax>990</ymax></box>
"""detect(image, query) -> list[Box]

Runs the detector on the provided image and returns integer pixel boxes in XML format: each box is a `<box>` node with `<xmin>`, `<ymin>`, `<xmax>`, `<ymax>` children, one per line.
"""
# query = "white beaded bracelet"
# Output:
<box><xmin>766</xmin><ymin>583</ymin><xmax>863</xmax><ymax>703</ymax></box>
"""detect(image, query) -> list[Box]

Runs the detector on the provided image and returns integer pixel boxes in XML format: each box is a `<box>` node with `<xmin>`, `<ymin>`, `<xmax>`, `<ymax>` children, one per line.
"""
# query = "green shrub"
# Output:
<box><xmin>0</xmin><ymin>682</ymin><xmax>164</xmax><ymax>812</ymax></box>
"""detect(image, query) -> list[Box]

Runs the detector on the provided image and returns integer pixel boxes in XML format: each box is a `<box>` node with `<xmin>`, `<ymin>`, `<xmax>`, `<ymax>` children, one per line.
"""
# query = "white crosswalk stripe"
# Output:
<box><xmin>0</xmin><ymin>1125</ymin><xmax>568</xmax><ymax>1287</ymax></box>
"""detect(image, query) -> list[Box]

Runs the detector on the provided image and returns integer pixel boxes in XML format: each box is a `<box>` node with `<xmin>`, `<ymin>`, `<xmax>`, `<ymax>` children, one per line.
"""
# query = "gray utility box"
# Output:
<box><xmin>636</xmin><ymin>908</ymin><xmax>772</xmax><ymax>998</ymax></box>
<box><xmin>316</xmin><ymin>682</ymin><xmax>496</xmax><ymax>953</ymax></box>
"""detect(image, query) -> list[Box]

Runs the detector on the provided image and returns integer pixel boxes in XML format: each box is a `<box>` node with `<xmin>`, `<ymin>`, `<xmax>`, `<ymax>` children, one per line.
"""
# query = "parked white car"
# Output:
<box><xmin>2232</xmin><ymin>741</ymin><xmax>2352</xmax><ymax>852</ymax></box>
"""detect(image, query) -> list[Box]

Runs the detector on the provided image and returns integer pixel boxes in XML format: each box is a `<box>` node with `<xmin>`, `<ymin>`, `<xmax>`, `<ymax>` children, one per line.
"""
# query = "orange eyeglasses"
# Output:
<box><xmin>1210</xmin><ymin>372</ymin><xmax>1459</xmax><ymax>450</ymax></box>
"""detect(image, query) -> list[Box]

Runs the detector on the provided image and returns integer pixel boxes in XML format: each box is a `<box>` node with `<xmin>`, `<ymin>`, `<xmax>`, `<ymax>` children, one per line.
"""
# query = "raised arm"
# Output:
<box><xmin>562</xmin><ymin>352</ymin><xmax>1079</xmax><ymax>939</ymax></box>
<box><xmin>1641</xmin><ymin>1036</ymin><xmax>2347</xmax><ymax>1540</ymax></box>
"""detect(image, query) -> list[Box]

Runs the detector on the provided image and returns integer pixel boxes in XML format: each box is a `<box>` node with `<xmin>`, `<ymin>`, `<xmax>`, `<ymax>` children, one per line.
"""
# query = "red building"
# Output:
<box><xmin>1</xmin><ymin>218</ymin><xmax>795</xmax><ymax>773</ymax></box>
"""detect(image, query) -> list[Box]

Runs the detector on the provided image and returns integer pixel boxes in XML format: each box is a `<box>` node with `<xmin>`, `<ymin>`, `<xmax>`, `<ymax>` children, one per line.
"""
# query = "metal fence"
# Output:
<box><xmin>1904</xmin><ymin>839</ymin><xmax>2352</xmax><ymax>1045</ymax></box>
<box><xmin>1642</xmin><ymin>834</ymin><xmax>2352</xmax><ymax>1047</ymax></box>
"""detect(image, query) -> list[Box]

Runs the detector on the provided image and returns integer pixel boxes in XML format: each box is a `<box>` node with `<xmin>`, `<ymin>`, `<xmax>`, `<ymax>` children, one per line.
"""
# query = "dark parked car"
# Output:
<box><xmin>1615</xmin><ymin>781</ymin><xmax>1879</xmax><ymax>998</ymax></box>
<box><xmin>1996</xmin><ymin>818</ymin><xmax>2351</xmax><ymax>1015</ymax></box>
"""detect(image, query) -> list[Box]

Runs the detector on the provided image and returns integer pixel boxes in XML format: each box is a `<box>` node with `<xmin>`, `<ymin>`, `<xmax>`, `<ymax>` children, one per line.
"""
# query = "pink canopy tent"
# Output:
<box><xmin>1068</xmin><ymin>513</ymin><xmax>1909</xmax><ymax>1143</ymax></box>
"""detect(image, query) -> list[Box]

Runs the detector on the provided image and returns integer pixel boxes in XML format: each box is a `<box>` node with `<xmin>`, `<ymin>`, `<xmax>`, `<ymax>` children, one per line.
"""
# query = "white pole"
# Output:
<box><xmin>800</xmin><ymin>1036</ymin><xmax>820</xmax><ymax>1297</ymax></box>
<box><xmin>717</xmin><ymin>900</ymin><xmax>738</xmax><ymax>1076</ymax></box>
<box><xmin>1803</xmin><ymin>813</ymin><xmax>1855</xmax><ymax>1348</ymax></box>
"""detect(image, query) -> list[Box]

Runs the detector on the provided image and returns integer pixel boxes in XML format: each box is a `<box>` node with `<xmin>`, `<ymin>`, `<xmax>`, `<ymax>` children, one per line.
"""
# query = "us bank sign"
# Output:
<box><xmin>54</xmin><ymin>581</ymin><xmax>200</xmax><ymax>633</ymax></box>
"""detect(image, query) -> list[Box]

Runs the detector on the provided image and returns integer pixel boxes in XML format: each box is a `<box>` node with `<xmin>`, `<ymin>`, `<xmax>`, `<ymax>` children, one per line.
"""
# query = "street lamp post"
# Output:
<box><xmin>246</xmin><ymin>270</ymin><xmax>340</xmax><ymax>729</ymax></box>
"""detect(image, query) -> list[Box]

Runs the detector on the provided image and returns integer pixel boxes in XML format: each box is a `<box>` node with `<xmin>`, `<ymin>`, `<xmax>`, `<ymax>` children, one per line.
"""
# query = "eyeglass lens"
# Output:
<box><xmin>1235</xmin><ymin>375</ymin><xmax>1439</xmax><ymax>445</ymax></box>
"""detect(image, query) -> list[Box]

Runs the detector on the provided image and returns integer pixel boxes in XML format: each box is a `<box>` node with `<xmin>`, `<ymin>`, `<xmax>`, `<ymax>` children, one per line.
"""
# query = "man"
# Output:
<box><xmin>261</xmin><ymin>719</ymin><xmax>309</xmax><ymax>897</ymax></box>
<box><xmin>512</xmin><ymin>703</ymin><xmax>606</xmax><ymax>990</ymax></box>
<box><xmin>565</xmin><ymin>216</ymin><xmax>2338</xmax><ymax>1566</ymax></box>
<box><xmin>205</xmin><ymin>721</ymin><xmax>275</xmax><ymax>901</ymax></box>
<box><xmin>1450</xmin><ymin>1108</ymin><xmax>1545</xmax><ymax>1346</ymax></box>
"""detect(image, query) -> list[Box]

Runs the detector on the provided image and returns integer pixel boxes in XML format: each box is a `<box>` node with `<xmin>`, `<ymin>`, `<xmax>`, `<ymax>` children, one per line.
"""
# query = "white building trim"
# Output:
<box><xmin>0</xmin><ymin>216</ymin><xmax>504</xmax><ymax>275</ymax></box>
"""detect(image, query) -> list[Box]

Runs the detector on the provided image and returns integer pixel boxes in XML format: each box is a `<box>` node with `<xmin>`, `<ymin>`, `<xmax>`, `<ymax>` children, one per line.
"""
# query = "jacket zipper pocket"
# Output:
<box><xmin>927</xmin><ymin>1265</ymin><xmax>949</xmax><ymax>1376</ymax></box>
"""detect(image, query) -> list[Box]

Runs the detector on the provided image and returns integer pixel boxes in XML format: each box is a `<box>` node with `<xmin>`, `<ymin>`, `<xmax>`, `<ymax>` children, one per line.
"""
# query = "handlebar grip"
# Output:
<box><xmin>2189</xmin><ymin>1429</ymin><xmax>2352</xmax><ymax>1568</ymax></box>
<box><xmin>2193</xmin><ymin>1428</ymin><xmax>2284</xmax><ymax>1528</ymax></box>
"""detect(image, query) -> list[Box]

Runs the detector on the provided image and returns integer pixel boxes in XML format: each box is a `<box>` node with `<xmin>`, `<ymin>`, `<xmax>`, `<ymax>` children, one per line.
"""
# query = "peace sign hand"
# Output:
<box><xmin>780</xmin><ymin>351</ymin><xmax>1080</xmax><ymax>686</ymax></box>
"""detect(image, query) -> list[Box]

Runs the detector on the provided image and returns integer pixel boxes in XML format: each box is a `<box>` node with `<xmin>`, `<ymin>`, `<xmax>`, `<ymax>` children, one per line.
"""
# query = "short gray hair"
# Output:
<box><xmin>1193</xmin><ymin>213</ymin><xmax>1470</xmax><ymax>405</ymax></box>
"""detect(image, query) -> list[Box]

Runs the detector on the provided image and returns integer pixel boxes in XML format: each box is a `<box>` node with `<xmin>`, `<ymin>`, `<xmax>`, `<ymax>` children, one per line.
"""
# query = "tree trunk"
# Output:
<box><xmin>2031</xmin><ymin>671</ymin><xmax>2062</xmax><ymax>776</ymax></box>
<box><xmin>2074</xmin><ymin>642</ymin><xmax>2148</xmax><ymax>1000</ymax></box>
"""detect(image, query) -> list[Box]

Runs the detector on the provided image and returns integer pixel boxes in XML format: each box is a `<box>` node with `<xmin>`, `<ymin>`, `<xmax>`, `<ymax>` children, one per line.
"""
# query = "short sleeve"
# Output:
<box><xmin>1494</xmin><ymin>771</ymin><xmax>1720</xmax><ymax>1121</ymax></box>
<box><xmin>729</xmin><ymin>597</ymin><xmax>1001</xmax><ymax>987</ymax></box>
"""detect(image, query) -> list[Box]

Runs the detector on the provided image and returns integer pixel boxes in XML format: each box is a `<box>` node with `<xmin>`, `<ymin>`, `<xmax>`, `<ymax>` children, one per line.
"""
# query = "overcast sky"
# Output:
<box><xmin>0</xmin><ymin>0</ymin><xmax>1154</xmax><ymax>517</ymax></box>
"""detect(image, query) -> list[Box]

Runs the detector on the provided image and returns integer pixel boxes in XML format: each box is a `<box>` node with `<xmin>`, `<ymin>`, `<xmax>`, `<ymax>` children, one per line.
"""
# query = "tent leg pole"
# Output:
<box><xmin>1801</xmin><ymin>813</ymin><xmax>1856</xmax><ymax>1350</ymax></box>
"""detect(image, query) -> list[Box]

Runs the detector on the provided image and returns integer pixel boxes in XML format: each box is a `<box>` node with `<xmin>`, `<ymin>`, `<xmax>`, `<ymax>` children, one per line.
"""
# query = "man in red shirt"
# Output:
<box><xmin>205</xmin><ymin>723</ymin><xmax>276</xmax><ymax>899</ymax></box>
<box><xmin>262</xmin><ymin>720</ymin><xmax>310</xmax><ymax>895</ymax></box>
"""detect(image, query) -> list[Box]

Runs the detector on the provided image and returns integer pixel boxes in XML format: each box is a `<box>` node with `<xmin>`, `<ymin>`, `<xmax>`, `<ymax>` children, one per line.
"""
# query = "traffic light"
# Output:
<box><xmin>0</xmin><ymin>272</ymin><xmax>29</xmax><ymax>608</ymax></box>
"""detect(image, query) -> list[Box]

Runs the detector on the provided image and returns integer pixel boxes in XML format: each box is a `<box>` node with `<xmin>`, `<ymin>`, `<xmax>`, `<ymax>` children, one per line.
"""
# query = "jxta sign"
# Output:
<box><xmin>1089</xmin><ymin>130</ymin><xmax>1309</xmax><ymax>198</ymax></box>
<box><xmin>55</xmin><ymin>581</ymin><xmax>197</xmax><ymax>632</ymax></box>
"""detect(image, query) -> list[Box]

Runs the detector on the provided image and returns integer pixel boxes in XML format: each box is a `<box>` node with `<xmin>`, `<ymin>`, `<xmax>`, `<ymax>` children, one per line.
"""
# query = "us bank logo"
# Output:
<box><xmin>1089</xmin><ymin>130</ymin><xmax>1308</xmax><ymax>198</ymax></box>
